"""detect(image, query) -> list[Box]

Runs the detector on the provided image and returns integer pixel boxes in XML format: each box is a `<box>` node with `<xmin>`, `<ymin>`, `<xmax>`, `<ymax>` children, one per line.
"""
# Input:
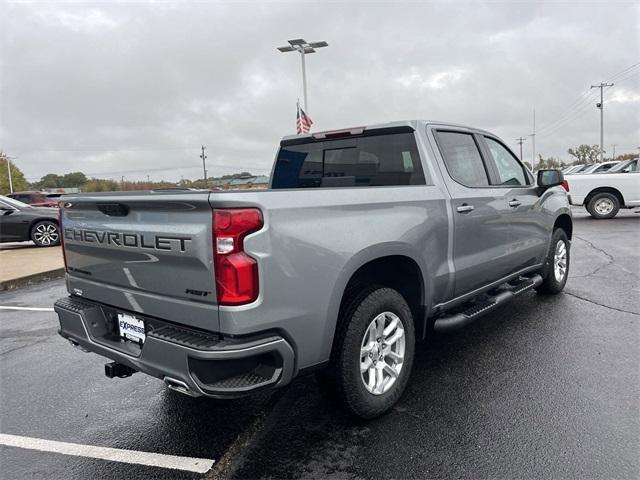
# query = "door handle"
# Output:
<box><xmin>456</xmin><ymin>204</ymin><xmax>475</xmax><ymax>213</ymax></box>
<box><xmin>508</xmin><ymin>199</ymin><xmax>521</xmax><ymax>208</ymax></box>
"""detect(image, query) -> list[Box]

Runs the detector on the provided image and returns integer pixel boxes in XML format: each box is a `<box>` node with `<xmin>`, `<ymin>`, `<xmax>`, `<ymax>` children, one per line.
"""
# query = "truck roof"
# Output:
<box><xmin>281</xmin><ymin>120</ymin><xmax>493</xmax><ymax>143</ymax></box>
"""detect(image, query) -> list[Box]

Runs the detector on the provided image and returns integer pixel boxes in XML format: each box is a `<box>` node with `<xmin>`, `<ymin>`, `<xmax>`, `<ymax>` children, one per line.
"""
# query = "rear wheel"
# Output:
<box><xmin>322</xmin><ymin>286</ymin><xmax>415</xmax><ymax>419</ymax></box>
<box><xmin>586</xmin><ymin>192</ymin><xmax>620</xmax><ymax>219</ymax></box>
<box><xmin>31</xmin><ymin>221</ymin><xmax>60</xmax><ymax>247</ymax></box>
<box><xmin>536</xmin><ymin>228</ymin><xmax>570</xmax><ymax>294</ymax></box>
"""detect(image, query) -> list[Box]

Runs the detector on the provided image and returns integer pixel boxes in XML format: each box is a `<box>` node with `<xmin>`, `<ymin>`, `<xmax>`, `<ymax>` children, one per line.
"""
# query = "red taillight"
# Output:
<box><xmin>213</xmin><ymin>208</ymin><xmax>263</xmax><ymax>305</ymax></box>
<box><xmin>312</xmin><ymin>127</ymin><xmax>364</xmax><ymax>140</ymax></box>
<box><xmin>59</xmin><ymin>206</ymin><xmax>68</xmax><ymax>272</ymax></box>
<box><xmin>561</xmin><ymin>180</ymin><xmax>569</xmax><ymax>192</ymax></box>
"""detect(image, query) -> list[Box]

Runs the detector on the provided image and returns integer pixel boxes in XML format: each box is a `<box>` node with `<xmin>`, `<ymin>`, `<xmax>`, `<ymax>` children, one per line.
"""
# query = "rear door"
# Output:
<box><xmin>431</xmin><ymin>129</ymin><xmax>514</xmax><ymax>297</ymax></box>
<box><xmin>479</xmin><ymin>135</ymin><xmax>548</xmax><ymax>272</ymax></box>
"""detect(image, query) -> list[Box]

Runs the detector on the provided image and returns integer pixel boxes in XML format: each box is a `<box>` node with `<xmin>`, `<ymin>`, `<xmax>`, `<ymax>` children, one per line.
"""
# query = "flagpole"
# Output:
<box><xmin>300</xmin><ymin>50</ymin><xmax>308</xmax><ymax>114</ymax></box>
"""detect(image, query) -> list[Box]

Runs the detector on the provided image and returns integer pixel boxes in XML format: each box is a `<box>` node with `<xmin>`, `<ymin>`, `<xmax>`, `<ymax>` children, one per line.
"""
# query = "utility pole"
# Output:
<box><xmin>612</xmin><ymin>144</ymin><xmax>616</xmax><ymax>160</ymax></box>
<box><xmin>146</xmin><ymin>174</ymin><xmax>150</xmax><ymax>183</ymax></box>
<box><xmin>515</xmin><ymin>137</ymin><xmax>526</xmax><ymax>162</ymax></box>
<box><xmin>200</xmin><ymin>145</ymin><xmax>207</xmax><ymax>187</ymax></box>
<box><xmin>121</xmin><ymin>176</ymin><xmax>125</xmax><ymax>191</ymax></box>
<box><xmin>6</xmin><ymin>156</ymin><xmax>13</xmax><ymax>194</ymax></box>
<box><xmin>529</xmin><ymin>109</ymin><xmax>536</xmax><ymax>170</ymax></box>
<box><xmin>590</xmin><ymin>82</ymin><xmax>614</xmax><ymax>163</ymax></box>
<box><xmin>277</xmin><ymin>39</ymin><xmax>329</xmax><ymax>115</ymax></box>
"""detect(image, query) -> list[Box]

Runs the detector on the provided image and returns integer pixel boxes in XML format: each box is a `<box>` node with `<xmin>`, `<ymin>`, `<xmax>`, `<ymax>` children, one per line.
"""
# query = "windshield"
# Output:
<box><xmin>608</xmin><ymin>159</ymin><xmax>638</xmax><ymax>173</ymax></box>
<box><xmin>0</xmin><ymin>195</ymin><xmax>31</xmax><ymax>208</ymax></box>
<box><xmin>581</xmin><ymin>164</ymin><xmax>601</xmax><ymax>173</ymax></box>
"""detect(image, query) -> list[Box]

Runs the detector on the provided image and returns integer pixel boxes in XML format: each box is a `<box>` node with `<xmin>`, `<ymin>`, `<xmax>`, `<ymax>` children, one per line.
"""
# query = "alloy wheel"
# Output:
<box><xmin>34</xmin><ymin>223</ymin><xmax>59</xmax><ymax>246</ymax></box>
<box><xmin>360</xmin><ymin>311</ymin><xmax>405</xmax><ymax>395</ymax></box>
<box><xmin>554</xmin><ymin>239</ymin><xmax>567</xmax><ymax>282</ymax></box>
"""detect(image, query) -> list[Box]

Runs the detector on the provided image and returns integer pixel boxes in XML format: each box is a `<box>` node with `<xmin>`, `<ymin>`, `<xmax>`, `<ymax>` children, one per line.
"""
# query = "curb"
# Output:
<box><xmin>0</xmin><ymin>268</ymin><xmax>66</xmax><ymax>291</ymax></box>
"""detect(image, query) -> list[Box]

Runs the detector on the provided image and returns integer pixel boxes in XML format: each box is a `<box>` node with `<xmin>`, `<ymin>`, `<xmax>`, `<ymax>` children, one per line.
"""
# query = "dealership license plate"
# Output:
<box><xmin>117</xmin><ymin>313</ymin><xmax>146</xmax><ymax>344</ymax></box>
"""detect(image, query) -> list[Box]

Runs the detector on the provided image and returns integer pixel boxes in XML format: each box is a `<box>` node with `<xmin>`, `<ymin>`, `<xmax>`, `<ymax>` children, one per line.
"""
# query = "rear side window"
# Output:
<box><xmin>271</xmin><ymin>133</ymin><xmax>426</xmax><ymax>188</ymax></box>
<box><xmin>435</xmin><ymin>131</ymin><xmax>489</xmax><ymax>186</ymax></box>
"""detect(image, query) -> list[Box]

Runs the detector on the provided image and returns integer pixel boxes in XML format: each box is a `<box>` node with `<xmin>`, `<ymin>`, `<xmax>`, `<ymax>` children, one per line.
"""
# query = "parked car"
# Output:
<box><xmin>607</xmin><ymin>159</ymin><xmax>639</xmax><ymax>174</ymax></box>
<box><xmin>0</xmin><ymin>195</ymin><xmax>61</xmax><ymax>246</ymax></box>
<box><xmin>7</xmin><ymin>191</ymin><xmax>59</xmax><ymax>208</ymax></box>
<box><xmin>54</xmin><ymin>121</ymin><xmax>571</xmax><ymax>419</ymax></box>
<box><xmin>580</xmin><ymin>161</ymin><xmax>620</xmax><ymax>174</ymax></box>
<box><xmin>564</xmin><ymin>159</ymin><xmax>639</xmax><ymax>218</ymax></box>
<box><xmin>563</xmin><ymin>164</ymin><xmax>585</xmax><ymax>174</ymax></box>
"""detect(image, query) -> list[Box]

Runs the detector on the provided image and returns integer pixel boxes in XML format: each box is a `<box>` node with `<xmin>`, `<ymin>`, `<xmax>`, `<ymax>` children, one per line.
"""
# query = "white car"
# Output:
<box><xmin>563</xmin><ymin>164</ymin><xmax>585</xmax><ymax>174</ymax></box>
<box><xmin>565</xmin><ymin>159</ymin><xmax>640</xmax><ymax>218</ymax></box>
<box><xmin>580</xmin><ymin>161</ymin><xmax>620</xmax><ymax>174</ymax></box>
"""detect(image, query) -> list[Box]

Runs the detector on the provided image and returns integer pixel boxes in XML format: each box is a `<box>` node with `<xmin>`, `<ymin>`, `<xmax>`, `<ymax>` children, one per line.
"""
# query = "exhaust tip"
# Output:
<box><xmin>164</xmin><ymin>377</ymin><xmax>195</xmax><ymax>396</ymax></box>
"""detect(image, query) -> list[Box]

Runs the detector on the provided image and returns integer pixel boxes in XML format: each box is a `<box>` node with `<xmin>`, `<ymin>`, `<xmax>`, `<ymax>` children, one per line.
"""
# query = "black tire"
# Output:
<box><xmin>586</xmin><ymin>192</ymin><xmax>620</xmax><ymax>219</ymax></box>
<box><xmin>30</xmin><ymin>220</ymin><xmax>60</xmax><ymax>247</ymax></box>
<box><xmin>535</xmin><ymin>228</ymin><xmax>570</xmax><ymax>295</ymax></box>
<box><xmin>326</xmin><ymin>286</ymin><xmax>415</xmax><ymax>419</ymax></box>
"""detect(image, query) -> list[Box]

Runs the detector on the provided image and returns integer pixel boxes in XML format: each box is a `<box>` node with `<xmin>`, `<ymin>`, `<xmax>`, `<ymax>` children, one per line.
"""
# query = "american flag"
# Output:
<box><xmin>296</xmin><ymin>101</ymin><xmax>313</xmax><ymax>134</ymax></box>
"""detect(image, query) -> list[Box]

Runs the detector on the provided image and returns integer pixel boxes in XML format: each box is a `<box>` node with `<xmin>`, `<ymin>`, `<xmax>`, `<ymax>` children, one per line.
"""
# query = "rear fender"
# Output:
<box><xmin>321</xmin><ymin>243</ymin><xmax>430</xmax><ymax>362</ymax></box>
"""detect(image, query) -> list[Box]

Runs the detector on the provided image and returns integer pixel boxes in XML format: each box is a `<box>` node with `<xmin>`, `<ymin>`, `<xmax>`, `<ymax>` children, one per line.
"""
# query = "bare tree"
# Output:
<box><xmin>567</xmin><ymin>145</ymin><xmax>602</xmax><ymax>164</ymax></box>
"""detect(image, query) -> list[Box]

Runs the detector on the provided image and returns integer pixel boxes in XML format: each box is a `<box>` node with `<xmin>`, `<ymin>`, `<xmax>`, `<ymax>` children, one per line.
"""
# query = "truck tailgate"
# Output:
<box><xmin>61</xmin><ymin>191</ymin><xmax>218</xmax><ymax>331</ymax></box>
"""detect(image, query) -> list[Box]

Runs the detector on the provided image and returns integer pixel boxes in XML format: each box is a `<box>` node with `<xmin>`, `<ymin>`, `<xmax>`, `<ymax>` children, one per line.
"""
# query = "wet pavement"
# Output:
<box><xmin>0</xmin><ymin>209</ymin><xmax>638</xmax><ymax>479</ymax></box>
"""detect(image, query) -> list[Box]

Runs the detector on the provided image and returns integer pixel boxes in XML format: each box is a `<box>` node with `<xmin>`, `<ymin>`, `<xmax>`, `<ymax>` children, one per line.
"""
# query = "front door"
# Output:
<box><xmin>479</xmin><ymin>136</ymin><xmax>548</xmax><ymax>272</ymax></box>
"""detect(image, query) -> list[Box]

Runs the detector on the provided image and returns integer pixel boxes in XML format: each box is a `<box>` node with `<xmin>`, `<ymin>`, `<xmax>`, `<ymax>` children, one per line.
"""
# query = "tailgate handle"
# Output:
<box><xmin>97</xmin><ymin>203</ymin><xmax>130</xmax><ymax>217</ymax></box>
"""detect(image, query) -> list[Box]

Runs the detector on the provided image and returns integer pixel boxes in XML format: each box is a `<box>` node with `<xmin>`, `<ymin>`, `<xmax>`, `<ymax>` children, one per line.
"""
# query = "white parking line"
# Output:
<box><xmin>0</xmin><ymin>306</ymin><xmax>55</xmax><ymax>312</ymax></box>
<box><xmin>0</xmin><ymin>433</ymin><xmax>215</xmax><ymax>474</ymax></box>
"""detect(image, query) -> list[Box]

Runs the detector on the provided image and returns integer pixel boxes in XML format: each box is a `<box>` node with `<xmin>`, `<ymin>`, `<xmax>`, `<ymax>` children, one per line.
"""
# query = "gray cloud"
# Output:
<box><xmin>1</xmin><ymin>0</ymin><xmax>638</xmax><ymax>182</ymax></box>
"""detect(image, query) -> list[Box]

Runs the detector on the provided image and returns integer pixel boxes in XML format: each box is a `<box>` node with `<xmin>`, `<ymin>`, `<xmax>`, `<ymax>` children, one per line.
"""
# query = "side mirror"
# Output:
<box><xmin>537</xmin><ymin>169</ymin><xmax>564</xmax><ymax>190</ymax></box>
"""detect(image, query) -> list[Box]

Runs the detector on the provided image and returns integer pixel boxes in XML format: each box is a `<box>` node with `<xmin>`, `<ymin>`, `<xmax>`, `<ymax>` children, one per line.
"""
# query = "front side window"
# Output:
<box><xmin>435</xmin><ymin>131</ymin><xmax>489</xmax><ymax>186</ymax></box>
<box><xmin>484</xmin><ymin>137</ymin><xmax>528</xmax><ymax>186</ymax></box>
<box><xmin>271</xmin><ymin>133</ymin><xmax>426</xmax><ymax>188</ymax></box>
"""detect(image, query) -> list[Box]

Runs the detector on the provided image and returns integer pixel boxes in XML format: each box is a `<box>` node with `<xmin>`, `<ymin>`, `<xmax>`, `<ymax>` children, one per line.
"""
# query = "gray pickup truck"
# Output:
<box><xmin>55</xmin><ymin>121</ymin><xmax>571</xmax><ymax>418</ymax></box>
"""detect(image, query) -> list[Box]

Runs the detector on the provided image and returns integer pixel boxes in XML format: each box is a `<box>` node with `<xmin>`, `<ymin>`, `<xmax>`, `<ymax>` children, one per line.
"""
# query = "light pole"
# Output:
<box><xmin>277</xmin><ymin>38</ymin><xmax>328</xmax><ymax>114</ymax></box>
<box><xmin>529</xmin><ymin>109</ymin><xmax>536</xmax><ymax>170</ymax></box>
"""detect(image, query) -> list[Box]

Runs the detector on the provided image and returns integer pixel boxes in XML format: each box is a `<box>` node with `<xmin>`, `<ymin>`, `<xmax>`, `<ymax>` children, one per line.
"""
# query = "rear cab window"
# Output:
<box><xmin>271</xmin><ymin>131</ymin><xmax>427</xmax><ymax>189</ymax></box>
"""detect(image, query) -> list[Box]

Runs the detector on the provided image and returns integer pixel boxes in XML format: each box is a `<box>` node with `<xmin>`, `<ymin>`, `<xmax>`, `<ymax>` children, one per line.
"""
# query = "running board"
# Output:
<box><xmin>433</xmin><ymin>274</ymin><xmax>543</xmax><ymax>333</ymax></box>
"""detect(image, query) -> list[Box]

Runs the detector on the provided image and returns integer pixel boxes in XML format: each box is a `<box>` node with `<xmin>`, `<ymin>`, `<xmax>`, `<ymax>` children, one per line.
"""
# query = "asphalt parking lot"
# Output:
<box><xmin>1</xmin><ymin>209</ymin><xmax>638</xmax><ymax>479</ymax></box>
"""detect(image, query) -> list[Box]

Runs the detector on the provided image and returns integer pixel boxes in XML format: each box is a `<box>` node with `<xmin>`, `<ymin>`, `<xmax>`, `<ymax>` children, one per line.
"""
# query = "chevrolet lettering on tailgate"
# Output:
<box><xmin>64</xmin><ymin>228</ymin><xmax>192</xmax><ymax>252</ymax></box>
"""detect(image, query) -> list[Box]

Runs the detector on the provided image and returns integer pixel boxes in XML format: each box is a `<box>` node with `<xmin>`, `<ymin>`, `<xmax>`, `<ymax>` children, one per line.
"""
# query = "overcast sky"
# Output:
<box><xmin>1</xmin><ymin>0</ymin><xmax>638</xmax><ymax>182</ymax></box>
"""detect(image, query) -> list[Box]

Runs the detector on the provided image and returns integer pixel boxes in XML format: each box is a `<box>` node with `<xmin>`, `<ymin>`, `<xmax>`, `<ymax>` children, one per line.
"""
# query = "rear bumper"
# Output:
<box><xmin>54</xmin><ymin>296</ymin><xmax>295</xmax><ymax>398</ymax></box>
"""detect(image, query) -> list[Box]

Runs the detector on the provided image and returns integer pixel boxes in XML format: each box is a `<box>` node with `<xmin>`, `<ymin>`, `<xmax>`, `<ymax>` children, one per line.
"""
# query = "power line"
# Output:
<box><xmin>536</xmin><ymin>71</ymin><xmax>637</xmax><ymax>141</ymax></box>
<box><xmin>535</xmin><ymin>63</ymin><xmax>639</xmax><ymax>137</ymax></box>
